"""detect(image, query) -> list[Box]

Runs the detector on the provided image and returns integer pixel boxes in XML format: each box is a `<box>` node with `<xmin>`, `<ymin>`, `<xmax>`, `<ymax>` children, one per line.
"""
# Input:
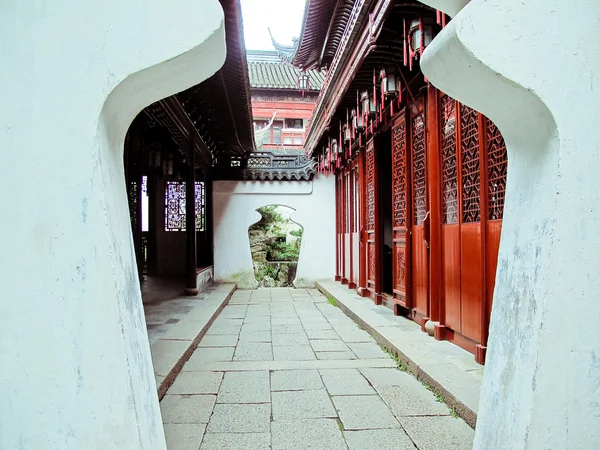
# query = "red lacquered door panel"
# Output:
<box><xmin>391</xmin><ymin>110</ymin><xmax>411</xmax><ymax>308</ymax></box>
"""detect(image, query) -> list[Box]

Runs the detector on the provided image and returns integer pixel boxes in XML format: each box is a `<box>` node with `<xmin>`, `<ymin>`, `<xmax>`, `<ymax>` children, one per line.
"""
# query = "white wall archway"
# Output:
<box><xmin>213</xmin><ymin>175</ymin><xmax>335</xmax><ymax>288</ymax></box>
<box><xmin>1</xmin><ymin>1</ymin><xmax>226</xmax><ymax>448</ymax></box>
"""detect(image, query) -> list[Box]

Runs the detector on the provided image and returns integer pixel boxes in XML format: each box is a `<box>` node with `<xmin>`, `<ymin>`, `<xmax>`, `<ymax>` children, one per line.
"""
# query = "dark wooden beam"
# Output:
<box><xmin>185</xmin><ymin>131</ymin><xmax>199</xmax><ymax>296</ymax></box>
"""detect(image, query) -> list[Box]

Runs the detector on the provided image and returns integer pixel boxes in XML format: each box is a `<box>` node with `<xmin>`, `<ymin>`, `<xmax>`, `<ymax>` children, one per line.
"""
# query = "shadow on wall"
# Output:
<box><xmin>248</xmin><ymin>205</ymin><xmax>303</xmax><ymax>287</ymax></box>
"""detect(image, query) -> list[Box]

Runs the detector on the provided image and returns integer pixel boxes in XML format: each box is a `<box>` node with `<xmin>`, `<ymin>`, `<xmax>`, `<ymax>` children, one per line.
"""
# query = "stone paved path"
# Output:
<box><xmin>160</xmin><ymin>288</ymin><xmax>474</xmax><ymax>449</ymax></box>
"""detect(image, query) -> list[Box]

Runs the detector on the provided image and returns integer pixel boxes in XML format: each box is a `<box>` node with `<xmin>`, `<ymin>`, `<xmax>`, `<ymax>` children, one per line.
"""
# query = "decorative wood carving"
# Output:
<box><xmin>411</xmin><ymin>109</ymin><xmax>427</xmax><ymax>225</ymax></box>
<box><xmin>486</xmin><ymin>119</ymin><xmax>507</xmax><ymax>220</ymax></box>
<box><xmin>460</xmin><ymin>104</ymin><xmax>481</xmax><ymax>223</ymax></box>
<box><xmin>392</xmin><ymin>118</ymin><xmax>407</xmax><ymax>228</ymax></box>
<box><xmin>366</xmin><ymin>143</ymin><xmax>376</xmax><ymax>230</ymax></box>
<box><xmin>441</xmin><ymin>94</ymin><xmax>459</xmax><ymax>224</ymax></box>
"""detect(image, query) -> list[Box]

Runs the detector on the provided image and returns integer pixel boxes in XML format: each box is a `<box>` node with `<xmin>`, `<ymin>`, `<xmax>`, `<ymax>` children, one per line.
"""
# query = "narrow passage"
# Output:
<box><xmin>160</xmin><ymin>288</ymin><xmax>474</xmax><ymax>449</ymax></box>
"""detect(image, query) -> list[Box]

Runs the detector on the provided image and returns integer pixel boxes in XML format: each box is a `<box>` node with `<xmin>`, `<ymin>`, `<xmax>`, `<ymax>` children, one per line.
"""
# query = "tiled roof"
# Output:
<box><xmin>247</xmin><ymin>50</ymin><xmax>325</xmax><ymax>91</ymax></box>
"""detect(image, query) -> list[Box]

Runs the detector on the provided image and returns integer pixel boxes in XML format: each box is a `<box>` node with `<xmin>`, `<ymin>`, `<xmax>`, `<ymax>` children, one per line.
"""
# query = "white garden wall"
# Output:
<box><xmin>0</xmin><ymin>1</ymin><xmax>226</xmax><ymax>448</ymax></box>
<box><xmin>213</xmin><ymin>175</ymin><xmax>336</xmax><ymax>288</ymax></box>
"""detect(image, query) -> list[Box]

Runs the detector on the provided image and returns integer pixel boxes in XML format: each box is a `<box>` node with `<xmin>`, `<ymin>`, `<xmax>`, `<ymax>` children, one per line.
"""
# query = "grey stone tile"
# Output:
<box><xmin>272</xmin><ymin>324</ymin><xmax>306</xmax><ymax>334</ymax></box>
<box><xmin>198</xmin><ymin>334</ymin><xmax>239</xmax><ymax>347</ymax></box>
<box><xmin>200</xmin><ymin>432</ymin><xmax>271</xmax><ymax>450</ymax></box>
<box><xmin>219</xmin><ymin>306</ymin><xmax>247</xmax><ymax>319</ymax></box>
<box><xmin>378</xmin><ymin>384</ymin><xmax>450</xmax><ymax>417</ymax></box>
<box><xmin>160</xmin><ymin>394</ymin><xmax>216</xmax><ymax>424</ymax></box>
<box><xmin>320</xmin><ymin>368</ymin><xmax>376</xmax><ymax>396</ymax></box>
<box><xmin>234</xmin><ymin>342</ymin><xmax>273</xmax><ymax>361</ymax></box>
<box><xmin>194</xmin><ymin>358</ymin><xmax>397</xmax><ymax>372</ymax></box>
<box><xmin>238</xmin><ymin>330</ymin><xmax>272</xmax><ymax>343</ymax></box>
<box><xmin>333</xmin><ymin>395</ymin><xmax>400</xmax><ymax>430</ymax></box>
<box><xmin>334</xmin><ymin>327</ymin><xmax>374</xmax><ymax>343</ymax></box>
<box><xmin>273</xmin><ymin>345</ymin><xmax>316</xmax><ymax>361</ymax></box>
<box><xmin>301</xmin><ymin>321</ymin><xmax>334</xmax><ymax>330</ymax></box>
<box><xmin>168</xmin><ymin>371</ymin><xmax>223</xmax><ymax>395</ymax></box>
<box><xmin>272</xmin><ymin>333</ymin><xmax>309</xmax><ymax>346</ymax></box>
<box><xmin>184</xmin><ymin>347</ymin><xmax>235</xmax><ymax>370</ymax></box>
<box><xmin>359</xmin><ymin>368</ymin><xmax>413</xmax><ymax>387</ymax></box>
<box><xmin>272</xmin><ymin>389</ymin><xmax>337</xmax><ymax>420</ymax></box>
<box><xmin>316</xmin><ymin>351</ymin><xmax>358</xmax><ymax>360</ymax></box>
<box><xmin>272</xmin><ymin>419</ymin><xmax>346</xmax><ymax>450</ymax></box>
<box><xmin>344</xmin><ymin>429</ymin><xmax>416</xmax><ymax>450</ymax></box>
<box><xmin>205</xmin><ymin>325</ymin><xmax>242</xmax><ymax>335</ymax></box>
<box><xmin>310</xmin><ymin>339</ymin><xmax>351</xmax><ymax>352</ymax></box>
<box><xmin>400</xmin><ymin>416</ymin><xmax>474</xmax><ymax>450</ymax></box>
<box><xmin>271</xmin><ymin>370</ymin><xmax>324</xmax><ymax>391</ymax></box>
<box><xmin>272</xmin><ymin>317</ymin><xmax>302</xmax><ymax>325</ymax></box>
<box><xmin>347</xmin><ymin>342</ymin><xmax>389</xmax><ymax>359</ymax></box>
<box><xmin>211</xmin><ymin>318</ymin><xmax>244</xmax><ymax>327</ymax></box>
<box><xmin>207</xmin><ymin>403</ymin><xmax>271</xmax><ymax>433</ymax></box>
<box><xmin>217</xmin><ymin>371</ymin><xmax>270</xmax><ymax>403</ymax></box>
<box><xmin>163</xmin><ymin>423</ymin><xmax>206</xmax><ymax>450</ymax></box>
<box><xmin>241</xmin><ymin>321</ymin><xmax>271</xmax><ymax>332</ymax></box>
<box><xmin>305</xmin><ymin>329</ymin><xmax>340</xmax><ymax>340</ymax></box>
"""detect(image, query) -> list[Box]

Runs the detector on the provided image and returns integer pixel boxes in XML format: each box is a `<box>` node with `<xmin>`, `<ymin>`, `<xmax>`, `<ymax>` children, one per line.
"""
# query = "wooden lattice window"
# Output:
<box><xmin>440</xmin><ymin>95</ymin><xmax>458</xmax><ymax>224</ymax></box>
<box><xmin>460</xmin><ymin>105</ymin><xmax>481</xmax><ymax>223</ymax></box>
<box><xmin>366</xmin><ymin>144</ymin><xmax>375</xmax><ymax>230</ymax></box>
<box><xmin>412</xmin><ymin>111</ymin><xmax>427</xmax><ymax>225</ymax></box>
<box><xmin>486</xmin><ymin>119</ymin><xmax>508</xmax><ymax>220</ymax></box>
<box><xmin>128</xmin><ymin>180</ymin><xmax>139</xmax><ymax>229</ymax></box>
<box><xmin>392</xmin><ymin>117</ymin><xmax>408</xmax><ymax>228</ymax></box>
<box><xmin>165</xmin><ymin>181</ymin><xmax>205</xmax><ymax>231</ymax></box>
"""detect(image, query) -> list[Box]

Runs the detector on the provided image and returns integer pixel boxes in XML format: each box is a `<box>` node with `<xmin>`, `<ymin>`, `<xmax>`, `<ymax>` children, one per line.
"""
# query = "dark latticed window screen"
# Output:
<box><xmin>165</xmin><ymin>181</ymin><xmax>205</xmax><ymax>231</ymax></box>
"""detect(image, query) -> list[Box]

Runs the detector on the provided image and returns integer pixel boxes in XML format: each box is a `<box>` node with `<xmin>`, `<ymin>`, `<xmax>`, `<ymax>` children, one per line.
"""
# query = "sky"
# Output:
<box><xmin>240</xmin><ymin>0</ymin><xmax>306</xmax><ymax>51</ymax></box>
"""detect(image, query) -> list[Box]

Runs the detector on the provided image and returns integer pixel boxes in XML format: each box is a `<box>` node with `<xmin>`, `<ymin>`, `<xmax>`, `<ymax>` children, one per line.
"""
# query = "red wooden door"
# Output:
<box><xmin>391</xmin><ymin>110</ymin><xmax>411</xmax><ymax>310</ymax></box>
<box><xmin>364</xmin><ymin>139</ymin><xmax>379</xmax><ymax>301</ymax></box>
<box><xmin>410</xmin><ymin>97</ymin><xmax>429</xmax><ymax>318</ymax></box>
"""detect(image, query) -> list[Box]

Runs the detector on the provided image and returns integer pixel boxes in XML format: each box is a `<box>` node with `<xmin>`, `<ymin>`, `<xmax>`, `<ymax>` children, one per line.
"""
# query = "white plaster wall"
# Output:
<box><xmin>421</xmin><ymin>0</ymin><xmax>600</xmax><ymax>448</ymax></box>
<box><xmin>213</xmin><ymin>175</ymin><xmax>336</xmax><ymax>288</ymax></box>
<box><xmin>0</xmin><ymin>2</ymin><xmax>225</xmax><ymax>448</ymax></box>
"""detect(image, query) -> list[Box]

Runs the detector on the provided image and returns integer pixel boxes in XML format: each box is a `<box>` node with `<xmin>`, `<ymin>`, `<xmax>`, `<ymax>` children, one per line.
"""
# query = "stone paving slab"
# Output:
<box><xmin>200</xmin><ymin>432</ymin><xmax>271</xmax><ymax>450</ymax></box>
<box><xmin>217</xmin><ymin>371</ymin><xmax>271</xmax><ymax>404</ymax></box>
<box><xmin>272</xmin><ymin>389</ymin><xmax>337</xmax><ymax>420</ymax></box>
<box><xmin>273</xmin><ymin>345</ymin><xmax>316</xmax><ymax>361</ymax></box>
<box><xmin>187</xmin><ymin>358</ymin><xmax>397</xmax><ymax>371</ymax></box>
<box><xmin>320</xmin><ymin>368</ymin><xmax>377</xmax><ymax>396</ymax></box>
<box><xmin>271</xmin><ymin>369</ymin><xmax>324</xmax><ymax>391</ymax></box>
<box><xmin>400</xmin><ymin>415</ymin><xmax>475</xmax><ymax>450</ymax></box>
<box><xmin>163</xmin><ymin>423</ymin><xmax>206</xmax><ymax>450</ymax></box>
<box><xmin>333</xmin><ymin>395</ymin><xmax>401</xmax><ymax>430</ymax></box>
<box><xmin>167</xmin><ymin>371</ymin><xmax>223</xmax><ymax>395</ymax></box>
<box><xmin>316</xmin><ymin>351</ymin><xmax>358</xmax><ymax>360</ymax></box>
<box><xmin>344</xmin><ymin>428</ymin><xmax>417</xmax><ymax>450</ymax></box>
<box><xmin>161</xmin><ymin>287</ymin><xmax>474</xmax><ymax>449</ymax></box>
<box><xmin>317</xmin><ymin>280</ymin><xmax>481</xmax><ymax>428</ymax></box>
<box><xmin>160</xmin><ymin>394</ymin><xmax>216</xmax><ymax>424</ymax></box>
<box><xmin>183</xmin><ymin>347</ymin><xmax>235</xmax><ymax>369</ymax></box>
<box><xmin>206</xmin><ymin>403</ymin><xmax>271</xmax><ymax>433</ymax></box>
<box><xmin>271</xmin><ymin>419</ymin><xmax>347</xmax><ymax>450</ymax></box>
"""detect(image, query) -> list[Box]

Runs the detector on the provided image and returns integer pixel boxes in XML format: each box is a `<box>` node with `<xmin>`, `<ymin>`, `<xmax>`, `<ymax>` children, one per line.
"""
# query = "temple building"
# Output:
<box><xmin>283</xmin><ymin>0</ymin><xmax>507</xmax><ymax>365</ymax></box>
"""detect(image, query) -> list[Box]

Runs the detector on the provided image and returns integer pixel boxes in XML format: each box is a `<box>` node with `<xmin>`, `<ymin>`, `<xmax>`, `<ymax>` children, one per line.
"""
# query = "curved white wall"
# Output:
<box><xmin>421</xmin><ymin>0</ymin><xmax>600</xmax><ymax>448</ymax></box>
<box><xmin>213</xmin><ymin>176</ymin><xmax>336</xmax><ymax>288</ymax></box>
<box><xmin>0</xmin><ymin>1</ymin><xmax>226</xmax><ymax>448</ymax></box>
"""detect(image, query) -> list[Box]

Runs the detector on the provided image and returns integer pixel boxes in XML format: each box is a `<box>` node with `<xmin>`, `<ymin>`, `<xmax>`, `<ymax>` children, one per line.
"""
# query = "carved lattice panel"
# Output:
<box><xmin>342</xmin><ymin>173</ymin><xmax>348</xmax><ymax>234</ymax></box>
<box><xmin>366</xmin><ymin>144</ymin><xmax>375</xmax><ymax>230</ymax></box>
<box><xmin>368</xmin><ymin>242</ymin><xmax>376</xmax><ymax>281</ymax></box>
<box><xmin>128</xmin><ymin>180</ymin><xmax>139</xmax><ymax>229</ymax></box>
<box><xmin>165</xmin><ymin>181</ymin><xmax>206</xmax><ymax>231</ymax></box>
<box><xmin>392</xmin><ymin>116</ymin><xmax>407</xmax><ymax>228</ymax></box>
<box><xmin>486</xmin><ymin>119</ymin><xmax>508</xmax><ymax>220</ymax></box>
<box><xmin>441</xmin><ymin>95</ymin><xmax>458</xmax><ymax>224</ymax></box>
<box><xmin>460</xmin><ymin>105</ymin><xmax>481</xmax><ymax>223</ymax></box>
<box><xmin>395</xmin><ymin>246</ymin><xmax>407</xmax><ymax>291</ymax></box>
<box><xmin>348</xmin><ymin>171</ymin><xmax>354</xmax><ymax>234</ymax></box>
<box><xmin>411</xmin><ymin>110</ymin><xmax>427</xmax><ymax>225</ymax></box>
